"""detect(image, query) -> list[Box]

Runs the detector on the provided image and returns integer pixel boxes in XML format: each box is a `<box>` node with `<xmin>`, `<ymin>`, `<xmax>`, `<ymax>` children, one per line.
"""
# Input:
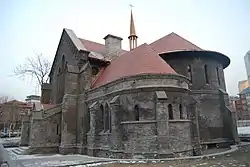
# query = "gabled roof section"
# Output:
<box><xmin>79</xmin><ymin>38</ymin><xmax>128</xmax><ymax>56</ymax></box>
<box><xmin>79</xmin><ymin>38</ymin><xmax>106</xmax><ymax>54</ymax></box>
<box><xmin>49</xmin><ymin>28</ymin><xmax>89</xmax><ymax>77</ymax></box>
<box><xmin>149</xmin><ymin>32</ymin><xmax>203</xmax><ymax>54</ymax></box>
<box><xmin>92</xmin><ymin>43</ymin><xmax>176</xmax><ymax>88</ymax></box>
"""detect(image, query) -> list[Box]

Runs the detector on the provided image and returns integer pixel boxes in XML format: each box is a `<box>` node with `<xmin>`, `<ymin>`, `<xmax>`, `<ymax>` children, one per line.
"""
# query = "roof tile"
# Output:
<box><xmin>93</xmin><ymin>43</ymin><xmax>176</xmax><ymax>88</ymax></box>
<box><xmin>79</xmin><ymin>38</ymin><xmax>105</xmax><ymax>54</ymax></box>
<box><xmin>150</xmin><ymin>32</ymin><xmax>202</xmax><ymax>54</ymax></box>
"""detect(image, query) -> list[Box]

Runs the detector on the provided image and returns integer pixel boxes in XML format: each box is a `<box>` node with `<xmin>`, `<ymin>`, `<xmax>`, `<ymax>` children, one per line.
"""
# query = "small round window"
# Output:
<box><xmin>92</xmin><ymin>67</ymin><xmax>99</xmax><ymax>75</ymax></box>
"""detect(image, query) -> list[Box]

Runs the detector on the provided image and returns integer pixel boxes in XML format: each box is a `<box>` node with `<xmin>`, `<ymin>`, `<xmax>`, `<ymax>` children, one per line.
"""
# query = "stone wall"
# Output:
<box><xmin>121</xmin><ymin>121</ymin><xmax>157</xmax><ymax>158</ymax></box>
<box><xmin>169</xmin><ymin>120</ymin><xmax>192</xmax><ymax>155</ymax></box>
<box><xmin>87</xmin><ymin>74</ymin><xmax>189</xmax><ymax>101</ymax></box>
<box><xmin>29</xmin><ymin>105</ymin><xmax>61</xmax><ymax>154</ymax></box>
<box><xmin>196</xmin><ymin>92</ymin><xmax>225</xmax><ymax>142</ymax></box>
<box><xmin>49</xmin><ymin>29</ymin><xmax>90</xmax><ymax>104</ymax></box>
<box><xmin>85</xmin><ymin>74</ymin><xmax>196</xmax><ymax>158</ymax></box>
<box><xmin>59</xmin><ymin>94</ymin><xmax>78</xmax><ymax>154</ymax></box>
<box><xmin>41</xmin><ymin>83</ymin><xmax>52</xmax><ymax>104</ymax></box>
<box><xmin>161</xmin><ymin>53</ymin><xmax>235</xmax><ymax>144</ymax></box>
<box><xmin>20</xmin><ymin>114</ymin><xmax>31</xmax><ymax>146</ymax></box>
<box><xmin>162</xmin><ymin>53</ymin><xmax>227</xmax><ymax>91</ymax></box>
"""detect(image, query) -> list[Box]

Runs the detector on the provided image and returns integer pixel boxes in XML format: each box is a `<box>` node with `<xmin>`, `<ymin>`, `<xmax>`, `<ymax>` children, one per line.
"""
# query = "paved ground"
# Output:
<box><xmin>103</xmin><ymin>144</ymin><xmax>250</xmax><ymax>167</ymax></box>
<box><xmin>6</xmin><ymin>144</ymin><xmax>248</xmax><ymax>167</ymax></box>
<box><xmin>1</xmin><ymin>137</ymin><xmax>250</xmax><ymax>167</ymax></box>
<box><xmin>14</xmin><ymin>155</ymin><xmax>110</xmax><ymax>167</ymax></box>
<box><xmin>6</xmin><ymin>147</ymin><xmax>111</xmax><ymax>167</ymax></box>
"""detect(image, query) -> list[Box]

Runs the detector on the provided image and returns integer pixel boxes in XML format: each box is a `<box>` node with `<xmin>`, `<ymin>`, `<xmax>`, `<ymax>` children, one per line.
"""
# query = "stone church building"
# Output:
<box><xmin>21</xmin><ymin>10</ymin><xmax>239</xmax><ymax>159</ymax></box>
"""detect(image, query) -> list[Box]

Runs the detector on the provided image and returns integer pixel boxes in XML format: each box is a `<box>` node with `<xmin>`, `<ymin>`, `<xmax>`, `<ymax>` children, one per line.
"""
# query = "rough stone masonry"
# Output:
<box><xmin>21</xmin><ymin>10</ymin><xmax>239</xmax><ymax>159</ymax></box>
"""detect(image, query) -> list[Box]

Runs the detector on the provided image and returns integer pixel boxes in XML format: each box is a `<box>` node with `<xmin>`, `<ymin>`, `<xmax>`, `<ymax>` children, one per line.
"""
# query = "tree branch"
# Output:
<box><xmin>13</xmin><ymin>53</ymin><xmax>51</xmax><ymax>86</ymax></box>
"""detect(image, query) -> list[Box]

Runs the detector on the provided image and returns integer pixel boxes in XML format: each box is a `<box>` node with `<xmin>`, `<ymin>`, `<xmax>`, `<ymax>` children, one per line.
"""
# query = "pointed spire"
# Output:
<box><xmin>130</xmin><ymin>9</ymin><xmax>136</xmax><ymax>36</ymax></box>
<box><xmin>128</xmin><ymin>4</ymin><xmax>138</xmax><ymax>51</ymax></box>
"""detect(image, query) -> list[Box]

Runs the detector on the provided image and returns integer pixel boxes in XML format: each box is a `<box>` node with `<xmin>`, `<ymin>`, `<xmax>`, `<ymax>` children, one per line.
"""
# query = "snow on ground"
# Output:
<box><xmin>70</xmin><ymin>162</ymin><xmax>115</xmax><ymax>167</ymax></box>
<box><xmin>237</xmin><ymin>126</ymin><xmax>250</xmax><ymax>137</ymax></box>
<box><xmin>0</xmin><ymin>137</ymin><xmax>21</xmax><ymax>142</ymax></box>
<box><xmin>0</xmin><ymin>137</ymin><xmax>20</xmax><ymax>144</ymax></box>
<box><xmin>21</xmin><ymin>159</ymin><xmax>106</xmax><ymax>167</ymax></box>
<box><xmin>6</xmin><ymin>147</ymin><xmax>112</xmax><ymax>167</ymax></box>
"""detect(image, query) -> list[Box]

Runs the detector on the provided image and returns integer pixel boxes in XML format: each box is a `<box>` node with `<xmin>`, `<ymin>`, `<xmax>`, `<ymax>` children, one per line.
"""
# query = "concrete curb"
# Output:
<box><xmin>107</xmin><ymin>145</ymin><xmax>239</xmax><ymax>163</ymax></box>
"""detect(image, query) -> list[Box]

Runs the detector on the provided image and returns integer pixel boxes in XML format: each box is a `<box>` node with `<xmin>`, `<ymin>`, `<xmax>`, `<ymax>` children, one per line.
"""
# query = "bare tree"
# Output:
<box><xmin>14</xmin><ymin>53</ymin><xmax>51</xmax><ymax>86</ymax></box>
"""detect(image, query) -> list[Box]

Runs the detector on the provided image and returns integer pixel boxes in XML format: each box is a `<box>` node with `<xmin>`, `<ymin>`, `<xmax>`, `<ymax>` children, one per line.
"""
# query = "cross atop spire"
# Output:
<box><xmin>128</xmin><ymin>4</ymin><xmax>138</xmax><ymax>50</ymax></box>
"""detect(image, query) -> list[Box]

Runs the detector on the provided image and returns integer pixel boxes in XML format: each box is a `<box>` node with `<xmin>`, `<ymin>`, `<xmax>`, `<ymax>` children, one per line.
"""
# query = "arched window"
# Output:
<box><xmin>100</xmin><ymin>105</ymin><xmax>104</xmax><ymax>131</ymax></box>
<box><xmin>104</xmin><ymin>104</ymin><xmax>110</xmax><ymax>132</ymax></box>
<box><xmin>179</xmin><ymin>104</ymin><xmax>183</xmax><ymax>119</ymax></box>
<box><xmin>187</xmin><ymin>65</ymin><xmax>192</xmax><ymax>83</ymax></box>
<box><xmin>204</xmin><ymin>65</ymin><xmax>209</xmax><ymax>84</ymax></box>
<box><xmin>168</xmin><ymin>104</ymin><xmax>173</xmax><ymax>120</ymax></box>
<box><xmin>135</xmin><ymin>105</ymin><xmax>140</xmax><ymax>121</ymax></box>
<box><xmin>216</xmin><ymin>67</ymin><xmax>220</xmax><ymax>85</ymax></box>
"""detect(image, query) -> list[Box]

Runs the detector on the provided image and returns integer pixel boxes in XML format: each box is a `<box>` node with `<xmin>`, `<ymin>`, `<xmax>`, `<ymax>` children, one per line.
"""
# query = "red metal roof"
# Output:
<box><xmin>149</xmin><ymin>32</ymin><xmax>202</xmax><ymax>54</ymax></box>
<box><xmin>92</xmin><ymin>43</ymin><xmax>176</xmax><ymax>88</ymax></box>
<box><xmin>79</xmin><ymin>38</ymin><xmax>127</xmax><ymax>61</ymax></box>
<box><xmin>79</xmin><ymin>38</ymin><xmax>106</xmax><ymax>53</ymax></box>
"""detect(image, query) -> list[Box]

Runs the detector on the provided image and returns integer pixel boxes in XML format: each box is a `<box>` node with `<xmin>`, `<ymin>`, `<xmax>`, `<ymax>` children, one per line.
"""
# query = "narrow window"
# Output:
<box><xmin>168</xmin><ymin>104</ymin><xmax>173</xmax><ymax>120</ymax></box>
<box><xmin>135</xmin><ymin>105</ymin><xmax>140</xmax><ymax>121</ymax></box>
<box><xmin>187</xmin><ymin>65</ymin><xmax>192</xmax><ymax>83</ymax></box>
<box><xmin>56</xmin><ymin>124</ymin><xmax>59</xmax><ymax>135</ymax></box>
<box><xmin>100</xmin><ymin>105</ymin><xmax>104</xmax><ymax>130</ymax></box>
<box><xmin>57</xmin><ymin>68</ymin><xmax>61</xmax><ymax>76</ymax></box>
<box><xmin>87</xmin><ymin>111</ymin><xmax>90</xmax><ymax>132</ymax></box>
<box><xmin>216</xmin><ymin>67</ymin><xmax>220</xmax><ymax>85</ymax></box>
<box><xmin>104</xmin><ymin>104</ymin><xmax>110</xmax><ymax>132</ymax></box>
<box><xmin>179</xmin><ymin>104</ymin><xmax>183</xmax><ymax>119</ymax></box>
<box><xmin>109</xmin><ymin>109</ymin><xmax>112</xmax><ymax>133</ymax></box>
<box><xmin>204</xmin><ymin>65</ymin><xmax>209</xmax><ymax>84</ymax></box>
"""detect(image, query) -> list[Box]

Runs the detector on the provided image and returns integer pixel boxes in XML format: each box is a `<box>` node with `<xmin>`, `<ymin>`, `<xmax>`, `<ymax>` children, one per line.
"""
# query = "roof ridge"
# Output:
<box><xmin>150</xmin><ymin>32</ymin><xmax>202</xmax><ymax>49</ymax></box>
<box><xmin>169</xmin><ymin>32</ymin><xmax>202</xmax><ymax>50</ymax></box>
<box><xmin>149</xmin><ymin>32</ymin><xmax>203</xmax><ymax>54</ymax></box>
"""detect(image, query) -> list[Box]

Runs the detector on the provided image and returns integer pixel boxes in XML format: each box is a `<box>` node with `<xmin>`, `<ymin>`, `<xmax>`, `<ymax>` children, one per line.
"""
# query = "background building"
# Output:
<box><xmin>238</xmin><ymin>80</ymin><xmax>249</xmax><ymax>93</ymax></box>
<box><xmin>244</xmin><ymin>50</ymin><xmax>250</xmax><ymax>83</ymax></box>
<box><xmin>25</xmin><ymin>95</ymin><xmax>40</xmax><ymax>104</ymax></box>
<box><xmin>229</xmin><ymin>96</ymin><xmax>239</xmax><ymax>110</ymax></box>
<box><xmin>236</xmin><ymin>88</ymin><xmax>250</xmax><ymax>120</ymax></box>
<box><xmin>0</xmin><ymin>100</ymin><xmax>32</xmax><ymax>137</ymax></box>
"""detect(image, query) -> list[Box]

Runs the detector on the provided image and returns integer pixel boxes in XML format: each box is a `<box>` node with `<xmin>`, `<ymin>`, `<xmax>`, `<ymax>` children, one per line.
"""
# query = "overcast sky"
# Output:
<box><xmin>0</xmin><ymin>0</ymin><xmax>250</xmax><ymax>101</ymax></box>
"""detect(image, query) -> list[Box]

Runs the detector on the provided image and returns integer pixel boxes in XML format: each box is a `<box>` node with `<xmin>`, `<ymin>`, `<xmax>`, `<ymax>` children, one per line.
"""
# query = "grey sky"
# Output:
<box><xmin>0</xmin><ymin>0</ymin><xmax>249</xmax><ymax>100</ymax></box>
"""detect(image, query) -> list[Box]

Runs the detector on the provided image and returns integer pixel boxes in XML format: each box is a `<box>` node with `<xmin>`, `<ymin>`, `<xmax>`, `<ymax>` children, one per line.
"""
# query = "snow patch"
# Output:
<box><xmin>238</xmin><ymin>126</ymin><xmax>250</xmax><ymax>138</ymax></box>
<box><xmin>238</xmin><ymin>127</ymin><xmax>250</xmax><ymax>135</ymax></box>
